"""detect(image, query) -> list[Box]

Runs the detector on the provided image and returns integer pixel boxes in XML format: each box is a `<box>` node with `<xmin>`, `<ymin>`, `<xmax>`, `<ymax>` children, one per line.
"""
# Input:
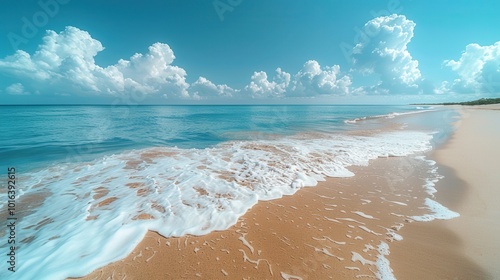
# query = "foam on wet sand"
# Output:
<box><xmin>0</xmin><ymin>106</ymin><xmax>480</xmax><ymax>279</ymax></box>
<box><xmin>0</xmin><ymin>126</ymin><xmax>439</xmax><ymax>279</ymax></box>
<box><xmin>80</xmin><ymin>105</ymin><xmax>500</xmax><ymax>279</ymax></box>
<box><xmin>79</xmin><ymin>154</ymin><xmax>455</xmax><ymax>279</ymax></box>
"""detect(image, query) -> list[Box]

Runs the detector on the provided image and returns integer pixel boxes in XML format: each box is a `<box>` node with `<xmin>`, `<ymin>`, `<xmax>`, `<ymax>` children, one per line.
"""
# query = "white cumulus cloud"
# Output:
<box><xmin>292</xmin><ymin>60</ymin><xmax>351</xmax><ymax>96</ymax></box>
<box><xmin>444</xmin><ymin>41</ymin><xmax>500</xmax><ymax>95</ymax></box>
<box><xmin>4</xmin><ymin>19</ymin><xmax>495</xmax><ymax>103</ymax></box>
<box><xmin>351</xmin><ymin>14</ymin><xmax>422</xmax><ymax>94</ymax></box>
<box><xmin>190</xmin><ymin>76</ymin><xmax>237</xmax><ymax>99</ymax></box>
<box><xmin>245</xmin><ymin>68</ymin><xmax>291</xmax><ymax>98</ymax></box>
<box><xmin>0</xmin><ymin>26</ymin><xmax>190</xmax><ymax>98</ymax></box>
<box><xmin>245</xmin><ymin>61</ymin><xmax>350</xmax><ymax>98</ymax></box>
<box><xmin>5</xmin><ymin>83</ymin><xmax>30</xmax><ymax>95</ymax></box>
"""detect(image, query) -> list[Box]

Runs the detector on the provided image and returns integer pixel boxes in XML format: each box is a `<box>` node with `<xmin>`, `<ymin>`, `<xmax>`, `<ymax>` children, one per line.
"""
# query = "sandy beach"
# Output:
<box><xmin>77</xmin><ymin>105</ymin><xmax>500</xmax><ymax>280</ymax></box>
<box><xmin>391</xmin><ymin>104</ymin><xmax>500</xmax><ymax>279</ymax></box>
<box><xmin>78</xmin><ymin>156</ymin><xmax>432</xmax><ymax>280</ymax></box>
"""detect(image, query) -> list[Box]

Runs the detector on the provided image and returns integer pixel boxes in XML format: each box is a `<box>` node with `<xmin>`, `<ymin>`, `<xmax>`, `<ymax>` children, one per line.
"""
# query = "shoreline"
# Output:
<box><xmin>74</xmin><ymin>105</ymin><xmax>500</xmax><ymax>279</ymax></box>
<box><xmin>390</xmin><ymin>104</ymin><xmax>500</xmax><ymax>279</ymax></box>
<box><xmin>78</xmin><ymin>155</ymin><xmax>448</xmax><ymax>279</ymax></box>
<box><xmin>76</xmin><ymin>149</ymin><xmax>458</xmax><ymax>279</ymax></box>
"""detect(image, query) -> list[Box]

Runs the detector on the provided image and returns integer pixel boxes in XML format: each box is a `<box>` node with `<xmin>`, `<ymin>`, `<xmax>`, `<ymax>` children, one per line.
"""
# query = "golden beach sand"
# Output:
<box><xmin>77</xmin><ymin>105</ymin><xmax>500</xmax><ymax>280</ymax></box>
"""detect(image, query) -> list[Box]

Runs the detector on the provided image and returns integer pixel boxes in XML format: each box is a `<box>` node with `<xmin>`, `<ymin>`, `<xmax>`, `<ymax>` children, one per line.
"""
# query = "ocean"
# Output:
<box><xmin>0</xmin><ymin>105</ymin><xmax>457</xmax><ymax>279</ymax></box>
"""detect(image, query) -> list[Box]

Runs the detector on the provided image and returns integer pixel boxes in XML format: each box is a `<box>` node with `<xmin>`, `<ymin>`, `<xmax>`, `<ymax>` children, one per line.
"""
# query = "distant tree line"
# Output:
<box><xmin>414</xmin><ymin>98</ymin><xmax>500</xmax><ymax>106</ymax></box>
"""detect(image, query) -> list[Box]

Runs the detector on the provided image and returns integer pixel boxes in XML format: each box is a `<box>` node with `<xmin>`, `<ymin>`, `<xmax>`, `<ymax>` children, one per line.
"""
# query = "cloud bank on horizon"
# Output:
<box><xmin>1</xmin><ymin>14</ymin><xmax>499</xmax><ymax>103</ymax></box>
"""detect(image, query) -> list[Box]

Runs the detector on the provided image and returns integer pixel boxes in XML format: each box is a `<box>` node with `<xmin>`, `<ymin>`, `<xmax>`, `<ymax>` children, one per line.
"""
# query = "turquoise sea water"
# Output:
<box><xmin>1</xmin><ymin>105</ymin><xmax>432</xmax><ymax>173</ymax></box>
<box><xmin>0</xmin><ymin>105</ymin><xmax>457</xmax><ymax>279</ymax></box>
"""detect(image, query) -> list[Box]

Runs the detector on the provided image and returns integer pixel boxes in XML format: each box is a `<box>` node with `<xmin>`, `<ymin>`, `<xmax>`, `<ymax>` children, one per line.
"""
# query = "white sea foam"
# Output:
<box><xmin>352</xmin><ymin>211</ymin><xmax>377</xmax><ymax>219</ymax></box>
<box><xmin>410</xmin><ymin>198</ymin><xmax>460</xmax><ymax>222</ymax></box>
<box><xmin>359</xmin><ymin>226</ymin><xmax>383</xmax><ymax>236</ymax></box>
<box><xmin>416</xmin><ymin>157</ymin><xmax>442</xmax><ymax>196</ymax></box>
<box><xmin>281</xmin><ymin>272</ymin><xmax>303</xmax><ymax>280</ymax></box>
<box><xmin>0</xmin><ymin>130</ymin><xmax>434</xmax><ymax>279</ymax></box>
<box><xmin>375</xmin><ymin>242</ymin><xmax>396</xmax><ymax>280</ymax></box>
<box><xmin>410</xmin><ymin>157</ymin><xmax>458</xmax><ymax>222</ymax></box>
<box><xmin>344</xmin><ymin>109</ymin><xmax>435</xmax><ymax>124</ymax></box>
<box><xmin>416</xmin><ymin>106</ymin><xmax>435</xmax><ymax>110</ymax></box>
<box><xmin>351</xmin><ymin>251</ymin><xmax>375</xmax><ymax>266</ymax></box>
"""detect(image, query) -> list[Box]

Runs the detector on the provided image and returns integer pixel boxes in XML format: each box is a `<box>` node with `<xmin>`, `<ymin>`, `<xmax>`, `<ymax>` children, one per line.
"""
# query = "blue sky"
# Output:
<box><xmin>1</xmin><ymin>0</ymin><xmax>499</xmax><ymax>104</ymax></box>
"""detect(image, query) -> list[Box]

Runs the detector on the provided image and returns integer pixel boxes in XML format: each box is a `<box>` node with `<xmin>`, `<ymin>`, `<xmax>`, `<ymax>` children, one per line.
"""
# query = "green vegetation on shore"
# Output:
<box><xmin>414</xmin><ymin>98</ymin><xmax>500</xmax><ymax>106</ymax></box>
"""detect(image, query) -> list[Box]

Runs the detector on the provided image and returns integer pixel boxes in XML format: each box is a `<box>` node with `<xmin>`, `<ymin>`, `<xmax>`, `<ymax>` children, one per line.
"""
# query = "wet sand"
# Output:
<box><xmin>78</xmin><ymin>155</ymin><xmax>440</xmax><ymax>280</ymax></box>
<box><xmin>391</xmin><ymin>104</ymin><xmax>500</xmax><ymax>280</ymax></box>
<box><xmin>77</xmin><ymin>105</ymin><xmax>500</xmax><ymax>279</ymax></box>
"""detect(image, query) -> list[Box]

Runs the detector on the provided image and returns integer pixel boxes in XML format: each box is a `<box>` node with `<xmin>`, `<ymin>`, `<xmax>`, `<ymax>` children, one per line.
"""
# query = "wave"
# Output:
<box><xmin>344</xmin><ymin>108</ymin><xmax>435</xmax><ymax>124</ymax></box>
<box><xmin>0</xmin><ymin>130</ymin><xmax>435</xmax><ymax>279</ymax></box>
<box><xmin>415</xmin><ymin>106</ymin><xmax>435</xmax><ymax>110</ymax></box>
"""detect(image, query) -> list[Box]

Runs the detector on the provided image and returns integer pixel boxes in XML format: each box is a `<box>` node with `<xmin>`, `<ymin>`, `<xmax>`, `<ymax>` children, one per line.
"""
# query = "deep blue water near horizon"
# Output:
<box><xmin>1</xmin><ymin>104</ymin><xmax>439</xmax><ymax>174</ymax></box>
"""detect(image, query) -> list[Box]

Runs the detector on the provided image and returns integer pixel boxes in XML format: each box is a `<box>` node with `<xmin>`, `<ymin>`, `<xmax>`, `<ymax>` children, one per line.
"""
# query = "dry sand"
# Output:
<box><xmin>391</xmin><ymin>105</ymin><xmax>500</xmax><ymax>280</ymax></box>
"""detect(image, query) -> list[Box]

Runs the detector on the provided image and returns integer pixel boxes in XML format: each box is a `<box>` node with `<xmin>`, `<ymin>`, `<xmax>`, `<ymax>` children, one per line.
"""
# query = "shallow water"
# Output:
<box><xmin>0</xmin><ymin>105</ymin><xmax>457</xmax><ymax>279</ymax></box>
